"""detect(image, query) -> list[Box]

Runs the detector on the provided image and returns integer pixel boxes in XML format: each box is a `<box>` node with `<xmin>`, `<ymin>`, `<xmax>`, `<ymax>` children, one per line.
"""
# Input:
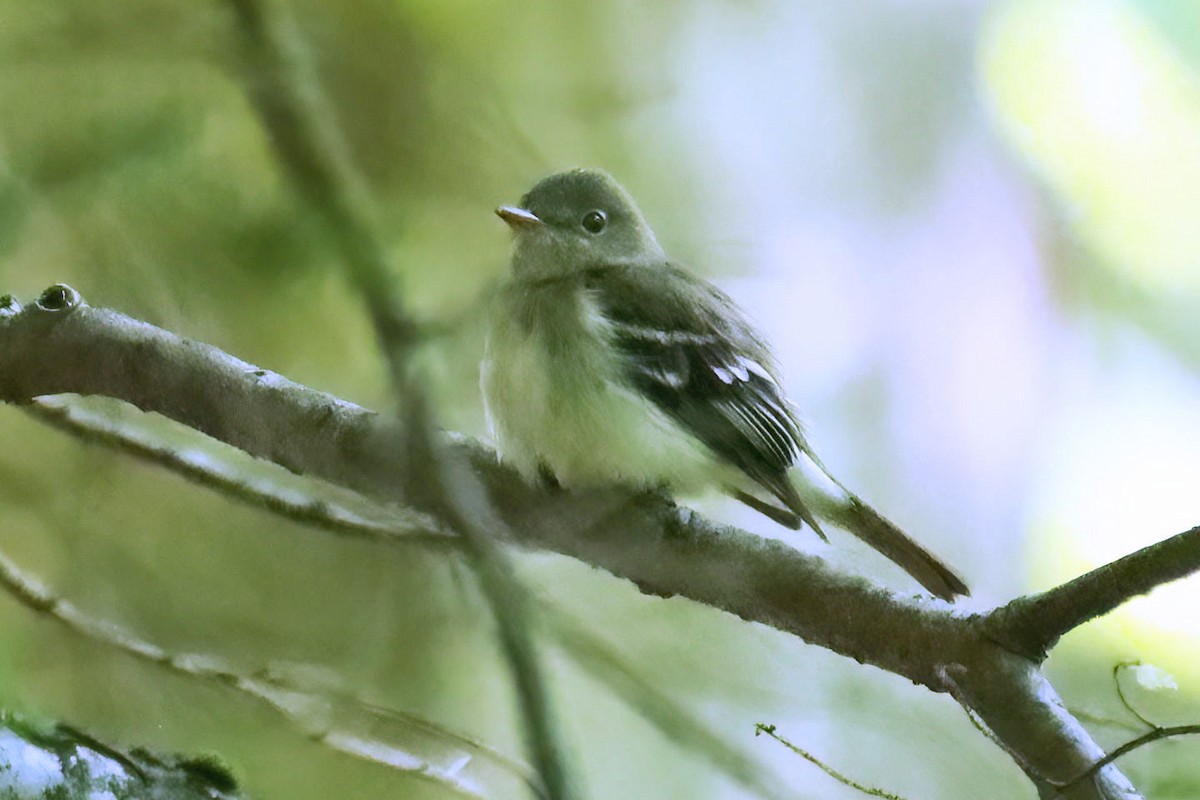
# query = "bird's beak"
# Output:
<box><xmin>496</xmin><ymin>205</ymin><xmax>542</xmax><ymax>230</ymax></box>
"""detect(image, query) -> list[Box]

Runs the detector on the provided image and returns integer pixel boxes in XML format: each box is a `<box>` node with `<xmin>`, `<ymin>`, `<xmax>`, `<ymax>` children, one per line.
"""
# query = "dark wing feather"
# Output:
<box><xmin>582</xmin><ymin>262</ymin><xmax>815</xmax><ymax>526</ymax></box>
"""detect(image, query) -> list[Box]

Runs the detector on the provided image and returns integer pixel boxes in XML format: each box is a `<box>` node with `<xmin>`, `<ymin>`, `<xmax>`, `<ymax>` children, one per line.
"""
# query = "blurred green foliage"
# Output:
<box><xmin>0</xmin><ymin>1</ymin><xmax>1197</xmax><ymax>798</ymax></box>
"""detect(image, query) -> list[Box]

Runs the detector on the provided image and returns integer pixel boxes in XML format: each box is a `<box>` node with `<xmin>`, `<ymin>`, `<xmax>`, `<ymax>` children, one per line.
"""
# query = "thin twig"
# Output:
<box><xmin>404</xmin><ymin>394</ymin><xmax>577</xmax><ymax>800</ymax></box>
<box><xmin>754</xmin><ymin>724</ymin><xmax>907</xmax><ymax>800</ymax></box>
<box><xmin>1111</xmin><ymin>662</ymin><xmax>1158</xmax><ymax>731</ymax></box>
<box><xmin>542</xmin><ymin>604</ymin><xmax>795</xmax><ymax>800</ymax></box>
<box><xmin>1066</xmin><ymin>707</ymin><xmax>1144</xmax><ymax>735</ymax></box>
<box><xmin>28</xmin><ymin>395</ymin><xmax>454</xmax><ymax>550</ymax></box>
<box><xmin>1061</xmin><ymin>725</ymin><xmax>1200</xmax><ymax>791</ymax></box>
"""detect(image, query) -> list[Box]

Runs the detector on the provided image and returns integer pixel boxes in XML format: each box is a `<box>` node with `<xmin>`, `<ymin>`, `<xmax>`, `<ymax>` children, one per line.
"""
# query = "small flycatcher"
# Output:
<box><xmin>482</xmin><ymin>168</ymin><xmax>968</xmax><ymax>600</ymax></box>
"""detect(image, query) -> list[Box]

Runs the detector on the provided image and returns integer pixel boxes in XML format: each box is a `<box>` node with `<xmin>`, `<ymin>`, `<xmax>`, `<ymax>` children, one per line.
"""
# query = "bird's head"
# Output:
<box><xmin>496</xmin><ymin>168</ymin><xmax>665</xmax><ymax>279</ymax></box>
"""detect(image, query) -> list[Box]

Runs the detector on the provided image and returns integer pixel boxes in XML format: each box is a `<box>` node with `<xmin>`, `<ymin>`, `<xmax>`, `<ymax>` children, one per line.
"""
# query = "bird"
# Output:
<box><xmin>481</xmin><ymin>168</ymin><xmax>968</xmax><ymax>600</ymax></box>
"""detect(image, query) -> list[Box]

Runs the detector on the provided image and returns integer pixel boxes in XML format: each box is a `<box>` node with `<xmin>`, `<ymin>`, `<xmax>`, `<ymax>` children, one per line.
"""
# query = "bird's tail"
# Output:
<box><xmin>827</xmin><ymin>495</ymin><xmax>969</xmax><ymax>600</ymax></box>
<box><xmin>792</xmin><ymin>455</ymin><xmax>970</xmax><ymax>601</ymax></box>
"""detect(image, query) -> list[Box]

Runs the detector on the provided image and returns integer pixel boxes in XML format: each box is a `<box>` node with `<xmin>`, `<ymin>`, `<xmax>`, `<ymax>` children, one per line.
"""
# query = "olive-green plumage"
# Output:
<box><xmin>483</xmin><ymin>168</ymin><xmax>968</xmax><ymax>600</ymax></box>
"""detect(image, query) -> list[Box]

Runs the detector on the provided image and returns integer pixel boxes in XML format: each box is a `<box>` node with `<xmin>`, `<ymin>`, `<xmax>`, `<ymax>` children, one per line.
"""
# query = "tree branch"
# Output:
<box><xmin>26</xmin><ymin>394</ymin><xmax>453</xmax><ymax>550</ymax></box>
<box><xmin>225</xmin><ymin>0</ymin><xmax>418</xmax><ymax>389</ymax></box>
<box><xmin>1</xmin><ymin>286</ymin><xmax>579</xmax><ymax>799</ymax></box>
<box><xmin>2</xmin><ymin>286</ymin><xmax>1186</xmax><ymax>799</ymax></box>
<box><xmin>983</xmin><ymin>526</ymin><xmax>1200</xmax><ymax>661</ymax></box>
<box><xmin>21</xmin><ymin>379</ymin><xmax>800</xmax><ymax>800</ymax></box>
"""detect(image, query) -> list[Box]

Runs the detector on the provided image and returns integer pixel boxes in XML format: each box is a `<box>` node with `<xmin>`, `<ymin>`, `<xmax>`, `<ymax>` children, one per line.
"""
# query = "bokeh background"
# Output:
<box><xmin>1</xmin><ymin>0</ymin><xmax>1198</xmax><ymax>797</ymax></box>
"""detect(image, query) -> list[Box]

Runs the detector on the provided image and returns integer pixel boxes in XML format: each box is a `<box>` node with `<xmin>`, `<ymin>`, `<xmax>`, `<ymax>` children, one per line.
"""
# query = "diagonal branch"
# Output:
<box><xmin>983</xmin><ymin>526</ymin><xmax>1200</xmax><ymax>661</ymax></box>
<box><xmin>22</xmin><ymin>345</ymin><xmax>786</xmax><ymax>799</ymax></box>
<box><xmin>221</xmin><ymin>6</ymin><xmax>581</xmax><ymax>792</ymax></box>
<box><xmin>1063</xmin><ymin>724</ymin><xmax>1200</xmax><ymax>790</ymax></box>
<box><xmin>225</xmin><ymin>0</ymin><xmax>417</xmax><ymax>390</ymax></box>
<box><xmin>0</xmin><ymin>286</ymin><xmax>1177</xmax><ymax>799</ymax></box>
<box><xmin>403</xmin><ymin>393</ymin><xmax>580</xmax><ymax>800</ymax></box>
<box><xmin>0</xmin><ymin>287</ymin><xmax>962</xmax><ymax>680</ymax></box>
<box><xmin>27</xmin><ymin>394</ymin><xmax>453</xmax><ymax>550</ymax></box>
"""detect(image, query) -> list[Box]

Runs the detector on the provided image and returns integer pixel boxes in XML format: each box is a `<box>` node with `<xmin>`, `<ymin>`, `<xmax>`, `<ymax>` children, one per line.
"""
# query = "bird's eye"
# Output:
<box><xmin>581</xmin><ymin>209</ymin><xmax>607</xmax><ymax>234</ymax></box>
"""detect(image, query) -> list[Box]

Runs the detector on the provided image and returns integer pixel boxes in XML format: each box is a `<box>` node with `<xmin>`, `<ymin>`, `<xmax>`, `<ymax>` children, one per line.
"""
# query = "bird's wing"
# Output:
<box><xmin>581</xmin><ymin>262</ymin><xmax>809</xmax><ymax>513</ymax></box>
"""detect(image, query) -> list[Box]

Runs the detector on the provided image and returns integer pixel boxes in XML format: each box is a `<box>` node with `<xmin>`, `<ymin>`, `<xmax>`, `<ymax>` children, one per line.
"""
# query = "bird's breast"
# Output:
<box><xmin>481</xmin><ymin>282</ymin><xmax>718</xmax><ymax>490</ymax></box>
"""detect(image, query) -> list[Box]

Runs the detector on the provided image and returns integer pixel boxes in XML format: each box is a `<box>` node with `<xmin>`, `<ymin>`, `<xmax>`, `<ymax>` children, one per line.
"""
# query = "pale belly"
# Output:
<box><xmin>480</xmin><ymin>287</ymin><xmax>726</xmax><ymax>493</ymax></box>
